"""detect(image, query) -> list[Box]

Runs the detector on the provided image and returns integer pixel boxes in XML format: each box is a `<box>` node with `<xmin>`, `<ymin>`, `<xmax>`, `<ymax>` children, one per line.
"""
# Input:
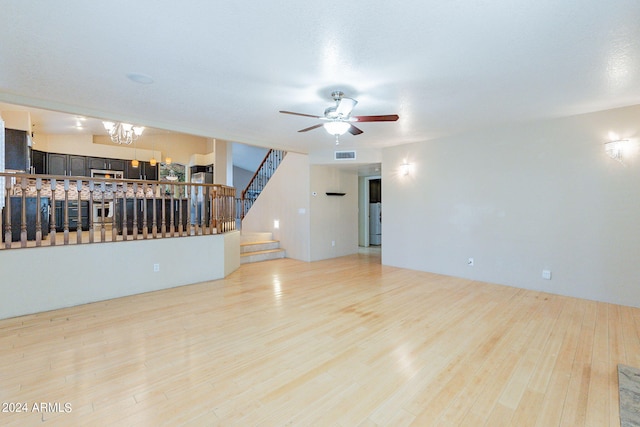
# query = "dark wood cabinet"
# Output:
<box><xmin>87</xmin><ymin>156</ymin><xmax>107</xmax><ymax>171</ymax></box>
<box><xmin>145</xmin><ymin>162</ymin><xmax>158</xmax><ymax>180</ymax></box>
<box><xmin>31</xmin><ymin>149</ymin><xmax>47</xmax><ymax>174</ymax></box>
<box><xmin>126</xmin><ymin>161</ymin><xmax>157</xmax><ymax>180</ymax></box>
<box><xmin>46</xmin><ymin>153</ymin><xmax>86</xmax><ymax>176</ymax></box>
<box><xmin>125</xmin><ymin>161</ymin><xmax>139</xmax><ymax>180</ymax></box>
<box><xmin>86</xmin><ymin>157</ymin><xmax>126</xmax><ymax>174</ymax></box>
<box><xmin>4</xmin><ymin>129</ymin><xmax>29</xmax><ymax>171</ymax></box>
<box><xmin>47</xmin><ymin>153</ymin><xmax>68</xmax><ymax>176</ymax></box>
<box><xmin>54</xmin><ymin>200</ymin><xmax>89</xmax><ymax>232</ymax></box>
<box><xmin>34</xmin><ymin>152</ymin><xmax>157</xmax><ymax>180</ymax></box>
<box><xmin>1</xmin><ymin>197</ymin><xmax>50</xmax><ymax>242</ymax></box>
<box><xmin>108</xmin><ymin>159</ymin><xmax>126</xmax><ymax>172</ymax></box>
<box><xmin>69</xmin><ymin>155</ymin><xmax>87</xmax><ymax>176</ymax></box>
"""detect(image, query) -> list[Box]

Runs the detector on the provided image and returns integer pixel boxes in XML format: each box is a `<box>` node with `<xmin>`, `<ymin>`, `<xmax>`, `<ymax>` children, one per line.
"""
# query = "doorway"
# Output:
<box><xmin>369</xmin><ymin>178</ymin><xmax>381</xmax><ymax>246</ymax></box>
<box><xmin>359</xmin><ymin>174</ymin><xmax>382</xmax><ymax>247</ymax></box>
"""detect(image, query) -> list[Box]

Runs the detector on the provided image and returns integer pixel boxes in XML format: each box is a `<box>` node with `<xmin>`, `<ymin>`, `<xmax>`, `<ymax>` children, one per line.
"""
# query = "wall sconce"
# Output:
<box><xmin>605</xmin><ymin>139</ymin><xmax>629</xmax><ymax>162</ymax></box>
<box><xmin>400</xmin><ymin>162</ymin><xmax>411</xmax><ymax>176</ymax></box>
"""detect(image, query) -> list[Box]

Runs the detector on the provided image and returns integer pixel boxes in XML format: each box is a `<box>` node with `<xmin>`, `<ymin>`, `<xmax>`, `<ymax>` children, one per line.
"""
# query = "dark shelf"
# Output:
<box><xmin>325</xmin><ymin>192</ymin><xmax>346</xmax><ymax>196</ymax></box>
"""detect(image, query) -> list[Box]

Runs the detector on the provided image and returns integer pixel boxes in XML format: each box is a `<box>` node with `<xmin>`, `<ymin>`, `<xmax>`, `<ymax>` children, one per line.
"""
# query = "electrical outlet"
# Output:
<box><xmin>153</xmin><ymin>263</ymin><xmax>160</xmax><ymax>272</ymax></box>
<box><xmin>331</xmin><ymin>240</ymin><xmax>336</xmax><ymax>247</ymax></box>
<box><xmin>468</xmin><ymin>258</ymin><xmax>474</xmax><ymax>266</ymax></box>
<box><xmin>542</xmin><ymin>270</ymin><xmax>551</xmax><ymax>280</ymax></box>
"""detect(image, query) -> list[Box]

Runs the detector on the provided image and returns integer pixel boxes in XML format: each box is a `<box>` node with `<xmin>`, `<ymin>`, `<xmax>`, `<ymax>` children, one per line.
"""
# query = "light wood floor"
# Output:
<box><xmin>0</xmin><ymin>251</ymin><xmax>638</xmax><ymax>426</ymax></box>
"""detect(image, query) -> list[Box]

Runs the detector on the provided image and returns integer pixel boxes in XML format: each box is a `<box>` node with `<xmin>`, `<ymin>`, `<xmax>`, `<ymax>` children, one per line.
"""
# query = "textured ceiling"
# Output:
<box><xmin>1</xmin><ymin>1</ymin><xmax>640</xmax><ymax>159</ymax></box>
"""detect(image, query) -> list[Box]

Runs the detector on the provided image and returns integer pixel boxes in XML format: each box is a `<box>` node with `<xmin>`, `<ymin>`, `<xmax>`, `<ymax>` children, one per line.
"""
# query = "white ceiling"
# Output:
<box><xmin>1</xmin><ymin>1</ymin><xmax>640</xmax><ymax>158</ymax></box>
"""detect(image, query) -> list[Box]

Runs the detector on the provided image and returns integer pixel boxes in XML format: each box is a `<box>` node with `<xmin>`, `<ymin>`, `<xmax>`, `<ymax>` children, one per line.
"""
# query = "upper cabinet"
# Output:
<box><xmin>47</xmin><ymin>153</ymin><xmax>86</xmax><ymax>176</ymax></box>
<box><xmin>4</xmin><ymin>128</ymin><xmax>29</xmax><ymax>171</ymax></box>
<box><xmin>31</xmin><ymin>149</ymin><xmax>47</xmax><ymax>174</ymax></box>
<box><xmin>47</xmin><ymin>153</ymin><xmax>67</xmax><ymax>176</ymax></box>
<box><xmin>87</xmin><ymin>157</ymin><xmax>126</xmax><ymax>172</ymax></box>
<box><xmin>40</xmin><ymin>153</ymin><xmax>150</xmax><ymax>179</ymax></box>
<box><xmin>126</xmin><ymin>161</ymin><xmax>157</xmax><ymax>180</ymax></box>
<box><xmin>69</xmin><ymin>155</ymin><xmax>87</xmax><ymax>176</ymax></box>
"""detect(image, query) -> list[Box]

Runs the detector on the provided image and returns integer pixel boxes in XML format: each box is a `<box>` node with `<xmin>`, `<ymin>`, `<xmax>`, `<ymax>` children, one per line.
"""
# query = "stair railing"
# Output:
<box><xmin>239</xmin><ymin>149</ymin><xmax>286</xmax><ymax>219</ymax></box>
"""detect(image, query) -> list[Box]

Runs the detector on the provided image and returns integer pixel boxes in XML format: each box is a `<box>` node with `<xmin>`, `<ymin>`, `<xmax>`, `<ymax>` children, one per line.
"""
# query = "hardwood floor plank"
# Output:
<box><xmin>0</xmin><ymin>252</ymin><xmax>638</xmax><ymax>426</ymax></box>
<box><xmin>535</xmin><ymin>298</ymin><xmax>586</xmax><ymax>427</ymax></box>
<box><xmin>559</xmin><ymin>300</ymin><xmax>597</xmax><ymax>427</ymax></box>
<box><xmin>609</xmin><ymin>304</ymin><xmax>625</xmax><ymax>426</ymax></box>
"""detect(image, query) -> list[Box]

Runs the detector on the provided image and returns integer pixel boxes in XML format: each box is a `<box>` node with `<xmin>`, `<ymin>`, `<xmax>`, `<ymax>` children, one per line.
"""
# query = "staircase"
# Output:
<box><xmin>238</xmin><ymin>149</ymin><xmax>286</xmax><ymax>220</ymax></box>
<box><xmin>240</xmin><ymin>232</ymin><xmax>286</xmax><ymax>264</ymax></box>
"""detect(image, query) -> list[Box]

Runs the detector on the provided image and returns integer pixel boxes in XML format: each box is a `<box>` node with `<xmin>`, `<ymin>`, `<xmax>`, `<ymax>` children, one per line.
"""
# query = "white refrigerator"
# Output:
<box><xmin>369</xmin><ymin>202</ymin><xmax>382</xmax><ymax>245</ymax></box>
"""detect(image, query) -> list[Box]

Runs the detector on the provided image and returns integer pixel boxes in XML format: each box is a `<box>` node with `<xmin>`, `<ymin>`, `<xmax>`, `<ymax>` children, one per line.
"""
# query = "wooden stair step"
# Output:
<box><xmin>241</xmin><ymin>240</ymin><xmax>281</xmax><ymax>253</ymax></box>
<box><xmin>240</xmin><ymin>248</ymin><xmax>286</xmax><ymax>264</ymax></box>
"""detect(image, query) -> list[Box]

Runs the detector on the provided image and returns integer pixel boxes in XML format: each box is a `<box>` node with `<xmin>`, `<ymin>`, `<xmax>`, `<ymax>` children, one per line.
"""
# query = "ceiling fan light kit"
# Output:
<box><xmin>324</xmin><ymin>121</ymin><xmax>351</xmax><ymax>135</ymax></box>
<box><xmin>279</xmin><ymin>90</ymin><xmax>399</xmax><ymax>144</ymax></box>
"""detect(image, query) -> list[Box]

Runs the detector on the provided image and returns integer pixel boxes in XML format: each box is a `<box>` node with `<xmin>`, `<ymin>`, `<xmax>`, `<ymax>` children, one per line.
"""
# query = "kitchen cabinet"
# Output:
<box><xmin>31</xmin><ymin>152</ymin><xmax>157</xmax><ymax>180</ymax></box>
<box><xmin>31</xmin><ymin>149</ymin><xmax>47</xmax><ymax>174</ymax></box>
<box><xmin>69</xmin><ymin>155</ymin><xmax>87</xmax><ymax>176</ymax></box>
<box><xmin>1</xmin><ymin>196</ymin><xmax>50</xmax><ymax>242</ymax></box>
<box><xmin>108</xmin><ymin>159</ymin><xmax>126</xmax><ymax>172</ymax></box>
<box><xmin>46</xmin><ymin>153</ymin><xmax>86</xmax><ymax>176</ymax></box>
<box><xmin>87</xmin><ymin>157</ymin><xmax>107</xmax><ymax>171</ymax></box>
<box><xmin>87</xmin><ymin>157</ymin><xmax>126</xmax><ymax>172</ymax></box>
<box><xmin>54</xmin><ymin>200</ymin><xmax>89</xmax><ymax>232</ymax></box>
<box><xmin>4</xmin><ymin>129</ymin><xmax>29</xmax><ymax>171</ymax></box>
<box><xmin>126</xmin><ymin>161</ymin><xmax>158</xmax><ymax>180</ymax></box>
<box><xmin>47</xmin><ymin>153</ymin><xmax>67</xmax><ymax>176</ymax></box>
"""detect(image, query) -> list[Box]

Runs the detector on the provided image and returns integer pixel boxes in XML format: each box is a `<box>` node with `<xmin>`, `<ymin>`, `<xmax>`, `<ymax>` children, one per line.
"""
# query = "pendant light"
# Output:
<box><xmin>149</xmin><ymin>135</ymin><xmax>157</xmax><ymax>166</ymax></box>
<box><xmin>131</xmin><ymin>139</ymin><xmax>139</xmax><ymax>168</ymax></box>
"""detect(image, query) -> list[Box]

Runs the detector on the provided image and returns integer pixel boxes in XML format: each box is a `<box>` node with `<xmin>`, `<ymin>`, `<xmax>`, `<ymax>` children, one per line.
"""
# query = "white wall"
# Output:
<box><xmin>309</xmin><ymin>165</ymin><xmax>359</xmax><ymax>261</ymax></box>
<box><xmin>214</xmin><ymin>139</ymin><xmax>233</xmax><ymax>186</ymax></box>
<box><xmin>233</xmin><ymin>166</ymin><xmax>254</xmax><ymax>198</ymax></box>
<box><xmin>383</xmin><ymin>104</ymin><xmax>640</xmax><ymax>307</ymax></box>
<box><xmin>223</xmin><ymin>231</ymin><xmax>241</xmax><ymax>276</ymax></box>
<box><xmin>242</xmin><ymin>152</ymin><xmax>311</xmax><ymax>261</ymax></box>
<box><xmin>0</xmin><ymin>232</ymin><xmax>240</xmax><ymax>319</ymax></box>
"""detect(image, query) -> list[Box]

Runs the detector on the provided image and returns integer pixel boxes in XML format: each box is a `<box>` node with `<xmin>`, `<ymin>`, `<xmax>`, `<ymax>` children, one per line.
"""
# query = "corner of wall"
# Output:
<box><xmin>242</xmin><ymin>152</ymin><xmax>311</xmax><ymax>261</ymax></box>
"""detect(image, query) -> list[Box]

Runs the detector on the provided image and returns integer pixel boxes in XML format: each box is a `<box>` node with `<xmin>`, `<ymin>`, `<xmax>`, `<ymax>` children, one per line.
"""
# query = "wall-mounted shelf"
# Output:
<box><xmin>326</xmin><ymin>192</ymin><xmax>346</xmax><ymax>196</ymax></box>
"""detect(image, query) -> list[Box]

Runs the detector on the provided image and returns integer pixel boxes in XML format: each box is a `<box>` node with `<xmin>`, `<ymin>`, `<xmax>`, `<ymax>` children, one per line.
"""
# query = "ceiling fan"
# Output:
<box><xmin>279</xmin><ymin>90</ymin><xmax>399</xmax><ymax>144</ymax></box>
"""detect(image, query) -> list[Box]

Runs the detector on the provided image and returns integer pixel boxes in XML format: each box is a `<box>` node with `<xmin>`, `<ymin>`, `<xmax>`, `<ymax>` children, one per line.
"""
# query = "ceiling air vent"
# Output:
<box><xmin>334</xmin><ymin>150</ymin><xmax>356</xmax><ymax>160</ymax></box>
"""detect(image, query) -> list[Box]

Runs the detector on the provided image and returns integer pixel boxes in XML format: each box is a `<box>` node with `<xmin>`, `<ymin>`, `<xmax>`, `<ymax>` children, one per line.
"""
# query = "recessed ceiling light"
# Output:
<box><xmin>126</xmin><ymin>72</ymin><xmax>154</xmax><ymax>84</ymax></box>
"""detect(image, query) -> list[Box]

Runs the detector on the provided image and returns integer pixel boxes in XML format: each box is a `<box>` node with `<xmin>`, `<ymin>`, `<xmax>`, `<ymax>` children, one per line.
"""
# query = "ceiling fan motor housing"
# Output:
<box><xmin>330</xmin><ymin>90</ymin><xmax>345</xmax><ymax>101</ymax></box>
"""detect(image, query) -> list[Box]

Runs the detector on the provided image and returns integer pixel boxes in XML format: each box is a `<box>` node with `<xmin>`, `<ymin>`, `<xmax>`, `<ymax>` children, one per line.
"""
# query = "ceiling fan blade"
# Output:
<box><xmin>353</xmin><ymin>114</ymin><xmax>399</xmax><ymax>122</ymax></box>
<box><xmin>348</xmin><ymin>125</ymin><xmax>363</xmax><ymax>135</ymax></box>
<box><xmin>298</xmin><ymin>123</ymin><xmax>324</xmax><ymax>133</ymax></box>
<box><xmin>280</xmin><ymin>110</ymin><xmax>322</xmax><ymax>119</ymax></box>
<box><xmin>336</xmin><ymin>97</ymin><xmax>358</xmax><ymax>117</ymax></box>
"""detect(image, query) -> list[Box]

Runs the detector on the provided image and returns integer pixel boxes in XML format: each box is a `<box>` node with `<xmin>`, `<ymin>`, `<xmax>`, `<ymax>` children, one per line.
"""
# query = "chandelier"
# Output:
<box><xmin>102</xmin><ymin>121</ymin><xmax>144</xmax><ymax>145</ymax></box>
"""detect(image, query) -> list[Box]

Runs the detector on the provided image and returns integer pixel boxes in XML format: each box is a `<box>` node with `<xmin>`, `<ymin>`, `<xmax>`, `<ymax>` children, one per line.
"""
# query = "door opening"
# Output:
<box><xmin>369</xmin><ymin>179</ymin><xmax>381</xmax><ymax>246</ymax></box>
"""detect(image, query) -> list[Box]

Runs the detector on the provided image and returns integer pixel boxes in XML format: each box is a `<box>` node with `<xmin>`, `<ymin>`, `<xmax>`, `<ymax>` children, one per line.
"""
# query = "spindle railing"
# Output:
<box><xmin>239</xmin><ymin>149</ymin><xmax>286</xmax><ymax>219</ymax></box>
<box><xmin>1</xmin><ymin>172</ymin><xmax>236</xmax><ymax>249</ymax></box>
